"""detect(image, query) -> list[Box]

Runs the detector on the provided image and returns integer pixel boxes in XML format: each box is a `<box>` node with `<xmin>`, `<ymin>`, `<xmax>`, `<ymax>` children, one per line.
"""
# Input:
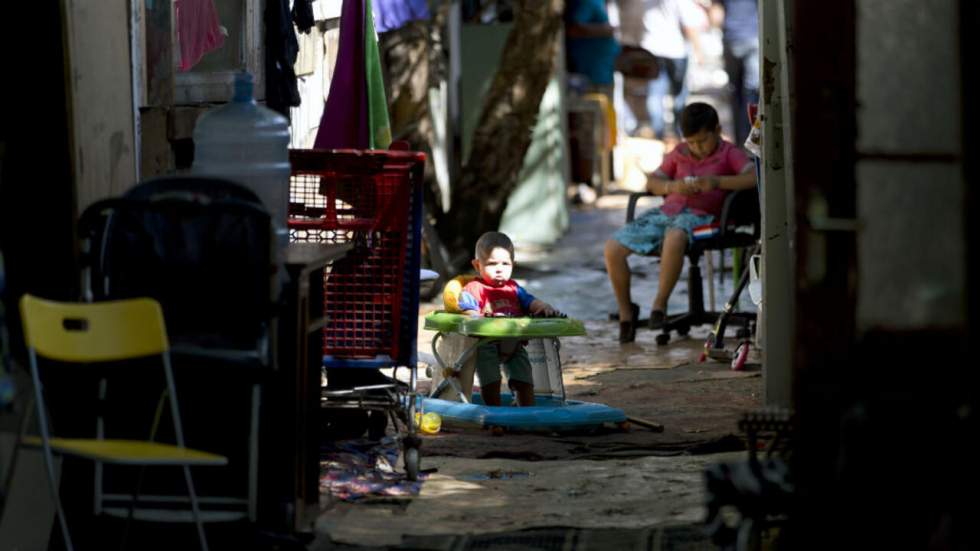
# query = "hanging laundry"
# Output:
<box><xmin>175</xmin><ymin>0</ymin><xmax>225</xmax><ymax>72</ymax></box>
<box><xmin>374</xmin><ymin>0</ymin><xmax>430</xmax><ymax>33</ymax></box>
<box><xmin>266</xmin><ymin>0</ymin><xmax>302</xmax><ymax>118</ymax></box>
<box><xmin>292</xmin><ymin>0</ymin><xmax>315</xmax><ymax>34</ymax></box>
<box><xmin>313</xmin><ymin>0</ymin><xmax>391</xmax><ymax>149</ymax></box>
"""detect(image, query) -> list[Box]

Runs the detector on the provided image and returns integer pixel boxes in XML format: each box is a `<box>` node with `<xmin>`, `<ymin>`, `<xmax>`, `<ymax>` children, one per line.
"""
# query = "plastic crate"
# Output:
<box><xmin>288</xmin><ymin>149</ymin><xmax>424</xmax><ymax>366</ymax></box>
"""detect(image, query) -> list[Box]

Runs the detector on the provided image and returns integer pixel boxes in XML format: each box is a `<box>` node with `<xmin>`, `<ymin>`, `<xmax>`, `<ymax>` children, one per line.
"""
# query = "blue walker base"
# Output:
<box><xmin>421</xmin><ymin>393</ymin><xmax>627</xmax><ymax>432</ymax></box>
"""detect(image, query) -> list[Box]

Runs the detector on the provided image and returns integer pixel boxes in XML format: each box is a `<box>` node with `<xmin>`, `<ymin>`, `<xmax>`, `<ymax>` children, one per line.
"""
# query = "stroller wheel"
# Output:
<box><xmin>404</xmin><ymin>447</ymin><xmax>420</xmax><ymax>481</ymax></box>
<box><xmin>655</xmin><ymin>333</ymin><xmax>671</xmax><ymax>346</ymax></box>
<box><xmin>676</xmin><ymin>324</ymin><xmax>690</xmax><ymax>337</ymax></box>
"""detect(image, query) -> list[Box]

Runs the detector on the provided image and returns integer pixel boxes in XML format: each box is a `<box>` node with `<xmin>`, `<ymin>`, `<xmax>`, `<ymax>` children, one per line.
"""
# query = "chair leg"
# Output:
<box><xmin>705</xmin><ymin>252</ymin><xmax>716</xmax><ymax>312</ymax></box>
<box><xmin>41</xmin><ymin>453</ymin><xmax>74</xmax><ymax>551</ymax></box>
<box><xmin>30</xmin><ymin>357</ymin><xmax>75</xmax><ymax>551</ymax></box>
<box><xmin>248</xmin><ymin>383</ymin><xmax>261</xmax><ymax>522</ymax></box>
<box><xmin>181</xmin><ymin>465</ymin><xmax>209</xmax><ymax>551</ymax></box>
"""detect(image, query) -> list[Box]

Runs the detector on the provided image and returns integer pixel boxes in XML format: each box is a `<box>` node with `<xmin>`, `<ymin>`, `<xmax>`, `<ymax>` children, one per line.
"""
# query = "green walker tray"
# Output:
<box><xmin>423</xmin><ymin>311</ymin><xmax>586</xmax><ymax>338</ymax></box>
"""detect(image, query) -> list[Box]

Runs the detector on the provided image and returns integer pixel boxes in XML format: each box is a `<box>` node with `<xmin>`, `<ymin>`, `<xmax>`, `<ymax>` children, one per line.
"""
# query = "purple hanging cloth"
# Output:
<box><xmin>313</xmin><ymin>0</ymin><xmax>369</xmax><ymax>149</ymax></box>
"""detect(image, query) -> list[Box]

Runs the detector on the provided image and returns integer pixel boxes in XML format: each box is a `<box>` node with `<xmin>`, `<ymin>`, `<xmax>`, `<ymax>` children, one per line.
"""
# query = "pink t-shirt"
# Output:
<box><xmin>656</xmin><ymin>140</ymin><xmax>752</xmax><ymax>217</ymax></box>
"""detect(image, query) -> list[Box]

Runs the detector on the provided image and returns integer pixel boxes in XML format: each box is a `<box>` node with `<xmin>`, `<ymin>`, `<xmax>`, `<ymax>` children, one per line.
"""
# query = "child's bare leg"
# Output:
<box><xmin>653</xmin><ymin>228</ymin><xmax>687</xmax><ymax>311</ymax></box>
<box><xmin>481</xmin><ymin>381</ymin><xmax>502</xmax><ymax>406</ymax></box>
<box><xmin>511</xmin><ymin>380</ymin><xmax>535</xmax><ymax>407</ymax></box>
<box><xmin>604</xmin><ymin>239</ymin><xmax>635</xmax><ymax>321</ymax></box>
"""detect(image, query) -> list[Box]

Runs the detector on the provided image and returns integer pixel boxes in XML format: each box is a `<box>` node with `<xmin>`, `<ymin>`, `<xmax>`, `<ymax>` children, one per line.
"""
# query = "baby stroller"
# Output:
<box><xmin>76</xmin><ymin>176</ymin><xmax>277</xmax><ymax>522</ymax></box>
<box><xmin>287</xmin><ymin>148</ymin><xmax>425</xmax><ymax>480</ymax></box>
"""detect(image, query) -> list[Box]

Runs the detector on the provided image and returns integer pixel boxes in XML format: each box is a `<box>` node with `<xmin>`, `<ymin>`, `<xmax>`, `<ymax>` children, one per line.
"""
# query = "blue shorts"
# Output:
<box><xmin>612</xmin><ymin>207</ymin><xmax>714</xmax><ymax>255</ymax></box>
<box><xmin>475</xmin><ymin>343</ymin><xmax>533</xmax><ymax>386</ymax></box>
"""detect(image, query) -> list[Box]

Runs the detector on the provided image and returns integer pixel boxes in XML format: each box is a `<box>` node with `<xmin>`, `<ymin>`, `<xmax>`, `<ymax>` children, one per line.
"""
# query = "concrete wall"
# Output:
<box><xmin>854</xmin><ymin>0</ymin><xmax>965</xmax><ymax>332</ymax></box>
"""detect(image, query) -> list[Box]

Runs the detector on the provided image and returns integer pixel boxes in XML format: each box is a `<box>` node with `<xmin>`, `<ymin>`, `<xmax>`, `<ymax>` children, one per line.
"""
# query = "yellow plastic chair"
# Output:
<box><xmin>19</xmin><ymin>294</ymin><xmax>227</xmax><ymax>551</ymax></box>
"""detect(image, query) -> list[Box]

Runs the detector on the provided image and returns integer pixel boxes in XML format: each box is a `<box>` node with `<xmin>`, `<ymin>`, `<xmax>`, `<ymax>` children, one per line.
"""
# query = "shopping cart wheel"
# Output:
<box><xmin>655</xmin><ymin>333</ymin><xmax>671</xmax><ymax>346</ymax></box>
<box><xmin>404</xmin><ymin>447</ymin><xmax>420</xmax><ymax>481</ymax></box>
<box><xmin>731</xmin><ymin>342</ymin><xmax>750</xmax><ymax>371</ymax></box>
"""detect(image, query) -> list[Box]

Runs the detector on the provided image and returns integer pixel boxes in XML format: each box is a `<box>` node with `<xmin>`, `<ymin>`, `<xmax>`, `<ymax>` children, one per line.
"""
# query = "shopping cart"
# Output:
<box><xmin>288</xmin><ymin>148</ymin><xmax>425</xmax><ymax>479</ymax></box>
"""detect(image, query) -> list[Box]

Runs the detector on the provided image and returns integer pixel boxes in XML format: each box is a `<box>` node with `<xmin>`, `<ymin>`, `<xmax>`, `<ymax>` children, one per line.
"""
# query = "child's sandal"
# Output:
<box><xmin>618</xmin><ymin>303</ymin><xmax>640</xmax><ymax>343</ymax></box>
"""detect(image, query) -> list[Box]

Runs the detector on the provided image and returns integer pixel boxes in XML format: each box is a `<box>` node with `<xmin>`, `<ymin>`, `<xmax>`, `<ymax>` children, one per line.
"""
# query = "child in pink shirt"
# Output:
<box><xmin>604</xmin><ymin>102</ymin><xmax>757</xmax><ymax>343</ymax></box>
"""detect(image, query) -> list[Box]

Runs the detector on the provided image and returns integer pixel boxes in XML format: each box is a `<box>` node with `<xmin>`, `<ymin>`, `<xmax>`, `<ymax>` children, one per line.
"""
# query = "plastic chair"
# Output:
<box><xmin>19</xmin><ymin>294</ymin><xmax>227</xmax><ymax>551</ymax></box>
<box><xmin>623</xmin><ymin>188</ymin><xmax>760</xmax><ymax>345</ymax></box>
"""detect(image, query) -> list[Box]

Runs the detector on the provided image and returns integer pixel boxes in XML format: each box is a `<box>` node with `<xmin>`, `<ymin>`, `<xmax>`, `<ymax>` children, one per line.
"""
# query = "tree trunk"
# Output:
<box><xmin>441</xmin><ymin>0</ymin><xmax>565</xmax><ymax>257</ymax></box>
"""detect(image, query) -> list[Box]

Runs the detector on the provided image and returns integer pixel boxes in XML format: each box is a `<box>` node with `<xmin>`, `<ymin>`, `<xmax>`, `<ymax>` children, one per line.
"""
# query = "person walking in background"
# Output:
<box><xmin>623</xmin><ymin>0</ymin><xmax>706</xmax><ymax>144</ymax></box>
<box><xmin>710</xmin><ymin>0</ymin><xmax>759</xmax><ymax>145</ymax></box>
<box><xmin>565</xmin><ymin>0</ymin><xmax>621</xmax><ymax>98</ymax></box>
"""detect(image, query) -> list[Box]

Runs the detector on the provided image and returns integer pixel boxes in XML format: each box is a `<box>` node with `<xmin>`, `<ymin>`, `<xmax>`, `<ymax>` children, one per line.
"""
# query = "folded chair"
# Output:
<box><xmin>624</xmin><ymin>188</ymin><xmax>760</xmax><ymax>345</ymax></box>
<box><xmin>19</xmin><ymin>294</ymin><xmax>227</xmax><ymax>551</ymax></box>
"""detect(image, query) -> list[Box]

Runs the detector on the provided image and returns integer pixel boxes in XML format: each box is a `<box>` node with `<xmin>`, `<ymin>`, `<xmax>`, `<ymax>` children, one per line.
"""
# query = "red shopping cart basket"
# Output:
<box><xmin>288</xmin><ymin>149</ymin><xmax>424</xmax><ymax>364</ymax></box>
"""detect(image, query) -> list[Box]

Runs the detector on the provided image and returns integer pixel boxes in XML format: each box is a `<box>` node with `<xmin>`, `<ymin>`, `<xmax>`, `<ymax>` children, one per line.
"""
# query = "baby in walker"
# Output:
<box><xmin>457</xmin><ymin>232</ymin><xmax>563</xmax><ymax>407</ymax></box>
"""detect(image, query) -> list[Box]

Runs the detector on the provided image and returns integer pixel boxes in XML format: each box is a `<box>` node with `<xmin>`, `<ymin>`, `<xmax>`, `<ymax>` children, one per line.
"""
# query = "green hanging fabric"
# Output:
<box><xmin>364</xmin><ymin>0</ymin><xmax>392</xmax><ymax>149</ymax></box>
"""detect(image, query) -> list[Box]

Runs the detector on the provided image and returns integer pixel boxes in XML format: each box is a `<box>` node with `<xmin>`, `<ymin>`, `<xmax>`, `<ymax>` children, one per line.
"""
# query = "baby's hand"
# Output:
<box><xmin>534</xmin><ymin>305</ymin><xmax>566</xmax><ymax>318</ymax></box>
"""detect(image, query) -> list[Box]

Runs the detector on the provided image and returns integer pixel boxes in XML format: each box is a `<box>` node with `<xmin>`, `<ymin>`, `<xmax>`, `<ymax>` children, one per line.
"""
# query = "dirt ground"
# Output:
<box><xmin>314</xmin><ymin>196</ymin><xmax>763</xmax><ymax>547</ymax></box>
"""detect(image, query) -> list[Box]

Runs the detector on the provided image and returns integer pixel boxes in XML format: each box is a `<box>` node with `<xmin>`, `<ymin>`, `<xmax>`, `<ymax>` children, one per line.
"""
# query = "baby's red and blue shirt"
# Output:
<box><xmin>459</xmin><ymin>278</ymin><xmax>536</xmax><ymax>316</ymax></box>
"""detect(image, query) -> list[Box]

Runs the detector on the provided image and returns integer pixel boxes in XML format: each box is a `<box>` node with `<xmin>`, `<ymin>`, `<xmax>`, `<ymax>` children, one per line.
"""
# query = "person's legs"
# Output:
<box><xmin>604</xmin><ymin>239</ymin><xmax>635</xmax><ymax>321</ymax></box>
<box><xmin>624</xmin><ymin>76</ymin><xmax>653</xmax><ymax>136</ymax></box>
<box><xmin>665</xmin><ymin>57</ymin><xmax>689</xmax><ymax>140</ymax></box>
<box><xmin>725</xmin><ymin>39</ymin><xmax>760</xmax><ymax>144</ymax></box>
<box><xmin>652</xmin><ymin>228</ymin><xmax>688</xmax><ymax>312</ymax></box>
<box><xmin>647</xmin><ymin>59</ymin><xmax>671</xmax><ymax>138</ymax></box>
<box><xmin>740</xmin><ymin>40</ymin><xmax>760</xmax><ymax>140</ymax></box>
<box><xmin>480</xmin><ymin>381</ymin><xmax>503</xmax><ymax>407</ymax></box>
<box><xmin>502</xmin><ymin>348</ymin><xmax>536</xmax><ymax>406</ymax></box>
<box><xmin>510</xmin><ymin>380</ymin><xmax>535</xmax><ymax>406</ymax></box>
<box><xmin>475</xmin><ymin>344</ymin><xmax>504</xmax><ymax>406</ymax></box>
<box><xmin>723</xmin><ymin>42</ymin><xmax>744</xmax><ymax>141</ymax></box>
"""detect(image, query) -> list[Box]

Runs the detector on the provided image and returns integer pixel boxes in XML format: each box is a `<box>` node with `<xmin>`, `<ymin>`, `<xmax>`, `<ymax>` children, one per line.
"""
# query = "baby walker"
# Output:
<box><xmin>420</xmin><ymin>277</ymin><xmax>628</xmax><ymax>433</ymax></box>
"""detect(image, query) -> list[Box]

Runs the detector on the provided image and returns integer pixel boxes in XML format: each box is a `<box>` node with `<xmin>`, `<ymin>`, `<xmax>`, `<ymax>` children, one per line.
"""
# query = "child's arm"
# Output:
<box><xmin>691</xmin><ymin>169</ymin><xmax>757</xmax><ymax>192</ymax></box>
<box><xmin>457</xmin><ymin>289</ymin><xmax>482</xmax><ymax>316</ymax></box>
<box><xmin>646</xmin><ymin>172</ymin><xmax>698</xmax><ymax>196</ymax></box>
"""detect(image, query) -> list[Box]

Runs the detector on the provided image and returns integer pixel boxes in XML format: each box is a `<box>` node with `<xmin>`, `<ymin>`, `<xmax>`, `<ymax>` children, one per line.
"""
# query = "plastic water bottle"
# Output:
<box><xmin>192</xmin><ymin>72</ymin><xmax>291</xmax><ymax>248</ymax></box>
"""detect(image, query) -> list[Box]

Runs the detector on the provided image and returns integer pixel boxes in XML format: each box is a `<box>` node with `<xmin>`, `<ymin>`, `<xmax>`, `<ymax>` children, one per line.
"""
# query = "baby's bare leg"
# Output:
<box><xmin>481</xmin><ymin>381</ymin><xmax>502</xmax><ymax>406</ymax></box>
<box><xmin>510</xmin><ymin>380</ymin><xmax>535</xmax><ymax>407</ymax></box>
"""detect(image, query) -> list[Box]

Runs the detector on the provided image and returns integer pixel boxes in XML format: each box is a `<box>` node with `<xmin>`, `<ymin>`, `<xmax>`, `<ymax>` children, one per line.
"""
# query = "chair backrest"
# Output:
<box><xmin>20</xmin><ymin>294</ymin><xmax>192</xmax><ymax>451</ymax></box>
<box><xmin>720</xmin><ymin>188</ymin><xmax>761</xmax><ymax>235</ymax></box>
<box><xmin>19</xmin><ymin>294</ymin><xmax>168</xmax><ymax>363</ymax></box>
<box><xmin>77</xmin><ymin>177</ymin><xmax>274</xmax><ymax>352</ymax></box>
